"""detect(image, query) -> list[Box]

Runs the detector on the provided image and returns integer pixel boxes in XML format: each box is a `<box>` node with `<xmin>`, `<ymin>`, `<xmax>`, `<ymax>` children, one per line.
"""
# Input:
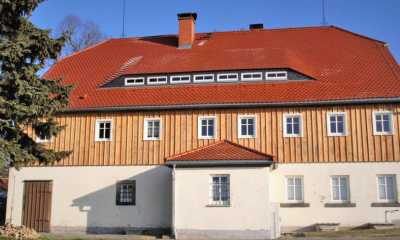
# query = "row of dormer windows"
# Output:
<box><xmin>36</xmin><ymin>110</ymin><xmax>395</xmax><ymax>143</ymax></box>
<box><xmin>123</xmin><ymin>71</ymin><xmax>289</xmax><ymax>86</ymax></box>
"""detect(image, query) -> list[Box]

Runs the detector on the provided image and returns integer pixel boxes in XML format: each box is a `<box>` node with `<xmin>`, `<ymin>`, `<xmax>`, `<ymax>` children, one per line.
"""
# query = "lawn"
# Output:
<box><xmin>281</xmin><ymin>227</ymin><xmax>400</xmax><ymax>239</ymax></box>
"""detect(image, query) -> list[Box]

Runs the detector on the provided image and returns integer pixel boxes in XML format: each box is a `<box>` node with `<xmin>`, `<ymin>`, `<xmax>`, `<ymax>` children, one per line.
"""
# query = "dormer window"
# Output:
<box><xmin>170</xmin><ymin>75</ymin><xmax>191</xmax><ymax>84</ymax></box>
<box><xmin>147</xmin><ymin>76</ymin><xmax>167</xmax><ymax>85</ymax></box>
<box><xmin>266</xmin><ymin>71</ymin><xmax>287</xmax><ymax>80</ymax></box>
<box><xmin>241</xmin><ymin>72</ymin><xmax>263</xmax><ymax>81</ymax></box>
<box><xmin>217</xmin><ymin>73</ymin><xmax>238</xmax><ymax>82</ymax></box>
<box><xmin>194</xmin><ymin>74</ymin><xmax>214</xmax><ymax>83</ymax></box>
<box><xmin>125</xmin><ymin>77</ymin><xmax>144</xmax><ymax>86</ymax></box>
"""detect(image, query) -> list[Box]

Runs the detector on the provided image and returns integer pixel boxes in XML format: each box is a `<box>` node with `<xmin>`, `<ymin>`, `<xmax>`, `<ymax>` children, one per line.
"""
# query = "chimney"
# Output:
<box><xmin>249</xmin><ymin>23</ymin><xmax>264</xmax><ymax>31</ymax></box>
<box><xmin>177</xmin><ymin>12</ymin><xmax>197</xmax><ymax>49</ymax></box>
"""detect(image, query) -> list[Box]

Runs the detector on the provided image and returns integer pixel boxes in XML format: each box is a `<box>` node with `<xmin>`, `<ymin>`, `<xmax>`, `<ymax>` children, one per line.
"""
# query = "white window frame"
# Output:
<box><xmin>238</xmin><ymin>115</ymin><xmax>256</xmax><ymax>138</ymax></box>
<box><xmin>95</xmin><ymin>119</ymin><xmax>113</xmax><ymax>142</ymax></box>
<box><xmin>147</xmin><ymin>76</ymin><xmax>168</xmax><ymax>85</ymax></box>
<box><xmin>209</xmin><ymin>174</ymin><xmax>230</xmax><ymax>206</ymax></box>
<box><xmin>265</xmin><ymin>71</ymin><xmax>288</xmax><ymax>80</ymax></box>
<box><xmin>198</xmin><ymin>116</ymin><xmax>217</xmax><ymax>139</ymax></box>
<box><xmin>170</xmin><ymin>75</ymin><xmax>191</xmax><ymax>84</ymax></box>
<box><xmin>193</xmin><ymin>74</ymin><xmax>214</xmax><ymax>83</ymax></box>
<box><xmin>217</xmin><ymin>73</ymin><xmax>239</xmax><ymax>82</ymax></box>
<box><xmin>35</xmin><ymin>134</ymin><xmax>52</xmax><ymax>143</ymax></box>
<box><xmin>327</xmin><ymin>112</ymin><xmax>347</xmax><ymax>136</ymax></box>
<box><xmin>144</xmin><ymin>118</ymin><xmax>162</xmax><ymax>141</ymax></box>
<box><xmin>285</xmin><ymin>176</ymin><xmax>304</xmax><ymax>203</ymax></box>
<box><xmin>376</xmin><ymin>175</ymin><xmax>397</xmax><ymax>203</ymax></box>
<box><xmin>330</xmin><ymin>175</ymin><xmax>350</xmax><ymax>203</ymax></box>
<box><xmin>124</xmin><ymin>77</ymin><xmax>145</xmax><ymax>86</ymax></box>
<box><xmin>283</xmin><ymin>113</ymin><xmax>303</xmax><ymax>137</ymax></box>
<box><xmin>241</xmin><ymin>72</ymin><xmax>263</xmax><ymax>81</ymax></box>
<box><xmin>373</xmin><ymin>111</ymin><xmax>394</xmax><ymax>135</ymax></box>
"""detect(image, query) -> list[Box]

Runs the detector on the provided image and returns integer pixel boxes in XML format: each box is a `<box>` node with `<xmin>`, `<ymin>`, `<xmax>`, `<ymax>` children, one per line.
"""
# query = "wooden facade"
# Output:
<box><xmin>29</xmin><ymin>103</ymin><xmax>400</xmax><ymax>166</ymax></box>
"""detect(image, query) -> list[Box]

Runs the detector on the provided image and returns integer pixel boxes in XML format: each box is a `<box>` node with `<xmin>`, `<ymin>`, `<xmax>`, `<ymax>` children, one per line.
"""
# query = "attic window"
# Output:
<box><xmin>194</xmin><ymin>74</ymin><xmax>214</xmax><ymax>83</ymax></box>
<box><xmin>217</xmin><ymin>73</ymin><xmax>239</xmax><ymax>82</ymax></box>
<box><xmin>147</xmin><ymin>76</ymin><xmax>167</xmax><ymax>85</ymax></box>
<box><xmin>266</xmin><ymin>71</ymin><xmax>288</xmax><ymax>80</ymax></box>
<box><xmin>125</xmin><ymin>77</ymin><xmax>145</xmax><ymax>86</ymax></box>
<box><xmin>241</xmin><ymin>72</ymin><xmax>263</xmax><ymax>81</ymax></box>
<box><xmin>170</xmin><ymin>75</ymin><xmax>191</xmax><ymax>84</ymax></box>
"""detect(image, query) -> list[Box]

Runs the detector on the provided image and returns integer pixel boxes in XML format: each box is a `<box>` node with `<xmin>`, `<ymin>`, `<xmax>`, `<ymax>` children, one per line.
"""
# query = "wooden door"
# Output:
<box><xmin>22</xmin><ymin>181</ymin><xmax>52</xmax><ymax>232</ymax></box>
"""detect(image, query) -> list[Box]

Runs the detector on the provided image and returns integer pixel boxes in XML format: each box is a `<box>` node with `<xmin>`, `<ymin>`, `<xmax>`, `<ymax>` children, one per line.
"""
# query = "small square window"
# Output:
<box><xmin>144</xmin><ymin>118</ymin><xmax>161</xmax><ymax>140</ymax></box>
<box><xmin>286</xmin><ymin>176</ymin><xmax>304</xmax><ymax>202</ymax></box>
<box><xmin>373</xmin><ymin>111</ymin><xmax>393</xmax><ymax>135</ymax></box>
<box><xmin>95</xmin><ymin>120</ymin><xmax>112</xmax><ymax>141</ymax></box>
<box><xmin>283</xmin><ymin>114</ymin><xmax>302</xmax><ymax>137</ymax></box>
<box><xmin>209</xmin><ymin>175</ymin><xmax>230</xmax><ymax>206</ymax></box>
<box><xmin>327</xmin><ymin>112</ymin><xmax>346</xmax><ymax>136</ymax></box>
<box><xmin>331</xmin><ymin>176</ymin><xmax>350</xmax><ymax>202</ymax></box>
<box><xmin>238</xmin><ymin>115</ymin><xmax>256</xmax><ymax>138</ymax></box>
<box><xmin>198</xmin><ymin>116</ymin><xmax>216</xmax><ymax>139</ymax></box>
<box><xmin>116</xmin><ymin>180</ymin><xmax>136</xmax><ymax>205</ymax></box>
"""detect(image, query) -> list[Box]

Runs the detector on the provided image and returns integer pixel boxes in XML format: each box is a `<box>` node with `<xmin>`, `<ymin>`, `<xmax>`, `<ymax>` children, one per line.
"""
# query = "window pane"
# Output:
<box><xmin>337</xmin><ymin>122</ymin><xmax>344</xmax><ymax>133</ymax></box>
<box><xmin>287</xmin><ymin>124</ymin><xmax>293</xmax><ymax>134</ymax></box>
<box><xmin>248</xmin><ymin>118</ymin><xmax>254</xmax><ymax>125</ymax></box>
<box><xmin>330</xmin><ymin>122</ymin><xmax>337</xmax><ymax>133</ymax></box>
<box><xmin>154</xmin><ymin>126</ymin><xmax>160</xmax><ymax>138</ymax></box>
<box><xmin>383</xmin><ymin>120</ymin><xmax>390</xmax><ymax>132</ymax></box>
<box><xmin>376</xmin><ymin>115</ymin><xmax>382</xmax><ymax>121</ymax></box>
<box><xmin>99</xmin><ymin>129</ymin><xmax>104</xmax><ymax>138</ymax></box>
<box><xmin>241</xmin><ymin>119</ymin><xmax>246</xmax><ymax>125</ymax></box>
<box><xmin>383</xmin><ymin>114</ymin><xmax>389</xmax><ymax>121</ymax></box>
<box><xmin>248</xmin><ymin>124</ymin><xmax>254</xmax><ymax>136</ymax></box>
<box><xmin>105</xmin><ymin>128</ymin><xmax>111</xmax><ymax>138</ymax></box>
<box><xmin>201</xmin><ymin>125</ymin><xmax>207</xmax><ymax>136</ymax></box>
<box><xmin>340</xmin><ymin>177</ymin><xmax>348</xmax><ymax>200</ymax></box>
<box><xmin>105</xmin><ymin>122</ymin><xmax>111</xmax><ymax>129</ymax></box>
<box><xmin>241</xmin><ymin>125</ymin><xmax>247</xmax><ymax>135</ymax></box>
<box><xmin>387</xmin><ymin>176</ymin><xmax>395</xmax><ymax>200</ymax></box>
<box><xmin>293</xmin><ymin>117</ymin><xmax>300</xmax><ymax>124</ymax></box>
<box><xmin>288</xmin><ymin>185</ymin><xmax>294</xmax><ymax>200</ymax></box>
<box><xmin>376</xmin><ymin>121</ymin><xmax>382</xmax><ymax>132</ymax></box>
<box><xmin>293</xmin><ymin>123</ymin><xmax>300</xmax><ymax>134</ymax></box>
<box><xmin>379</xmin><ymin>184</ymin><xmax>387</xmax><ymax>200</ymax></box>
<box><xmin>208</xmin><ymin>125</ymin><xmax>214</xmax><ymax>136</ymax></box>
<box><xmin>295</xmin><ymin>184</ymin><xmax>303</xmax><ymax>201</ymax></box>
<box><xmin>332</xmin><ymin>185</ymin><xmax>340</xmax><ymax>200</ymax></box>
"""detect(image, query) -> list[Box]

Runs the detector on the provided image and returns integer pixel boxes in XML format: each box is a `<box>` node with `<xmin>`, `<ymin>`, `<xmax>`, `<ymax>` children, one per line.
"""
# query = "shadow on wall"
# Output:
<box><xmin>71</xmin><ymin>166</ymin><xmax>172</xmax><ymax>234</ymax></box>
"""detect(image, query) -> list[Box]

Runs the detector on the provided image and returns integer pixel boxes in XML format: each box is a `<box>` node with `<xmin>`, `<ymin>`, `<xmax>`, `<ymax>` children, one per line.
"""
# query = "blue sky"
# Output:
<box><xmin>31</xmin><ymin>0</ymin><xmax>400</xmax><ymax>61</ymax></box>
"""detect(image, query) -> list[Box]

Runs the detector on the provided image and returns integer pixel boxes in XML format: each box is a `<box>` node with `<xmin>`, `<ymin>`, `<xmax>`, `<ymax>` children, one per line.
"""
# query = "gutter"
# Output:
<box><xmin>165</xmin><ymin>159</ymin><xmax>273</xmax><ymax>167</ymax></box>
<box><xmin>60</xmin><ymin>97</ymin><xmax>400</xmax><ymax>113</ymax></box>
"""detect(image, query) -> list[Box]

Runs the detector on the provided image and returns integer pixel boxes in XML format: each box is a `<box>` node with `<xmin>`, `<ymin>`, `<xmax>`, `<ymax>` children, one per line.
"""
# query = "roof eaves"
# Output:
<box><xmin>165</xmin><ymin>159</ymin><xmax>273</xmax><ymax>167</ymax></box>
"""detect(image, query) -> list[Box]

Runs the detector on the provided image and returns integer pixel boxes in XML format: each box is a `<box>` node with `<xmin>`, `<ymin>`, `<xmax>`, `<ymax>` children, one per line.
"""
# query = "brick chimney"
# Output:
<box><xmin>177</xmin><ymin>12</ymin><xmax>197</xmax><ymax>49</ymax></box>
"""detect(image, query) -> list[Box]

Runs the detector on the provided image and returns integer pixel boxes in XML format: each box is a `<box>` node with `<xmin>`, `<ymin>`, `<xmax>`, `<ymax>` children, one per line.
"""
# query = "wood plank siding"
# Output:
<box><xmin>36</xmin><ymin>104</ymin><xmax>400</xmax><ymax>166</ymax></box>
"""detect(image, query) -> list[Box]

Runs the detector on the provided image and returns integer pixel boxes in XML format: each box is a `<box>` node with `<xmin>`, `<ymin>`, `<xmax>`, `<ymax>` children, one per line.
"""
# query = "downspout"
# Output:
<box><xmin>172</xmin><ymin>164</ymin><xmax>177</xmax><ymax>239</ymax></box>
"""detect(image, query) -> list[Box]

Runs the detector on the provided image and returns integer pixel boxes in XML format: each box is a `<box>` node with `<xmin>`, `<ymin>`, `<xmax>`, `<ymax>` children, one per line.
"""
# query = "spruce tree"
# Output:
<box><xmin>0</xmin><ymin>0</ymin><xmax>72</xmax><ymax>167</ymax></box>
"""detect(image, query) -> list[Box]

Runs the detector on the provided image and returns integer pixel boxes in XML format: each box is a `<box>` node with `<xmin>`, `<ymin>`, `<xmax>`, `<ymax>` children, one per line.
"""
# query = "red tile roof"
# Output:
<box><xmin>166</xmin><ymin>140</ymin><xmax>273</xmax><ymax>162</ymax></box>
<box><xmin>44</xmin><ymin>26</ymin><xmax>400</xmax><ymax>110</ymax></box>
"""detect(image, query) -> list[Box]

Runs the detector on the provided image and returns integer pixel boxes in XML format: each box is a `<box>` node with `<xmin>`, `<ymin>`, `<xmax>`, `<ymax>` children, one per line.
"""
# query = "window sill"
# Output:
<box><xmin>371</xmin><ymin>202</ymin><xmax>400</xmax><ymax>207</ymax></box>
<box><xmin>324</xmin><ymin>202</ymin><xmax>356</xmax><ymax>208</ymax></box>
<box><xmin>206</xmin><ymin>204</ymin><xmax>230</xmax><ymax>208</ymax></box>
<box><xmin>280</xmin><ymin>202</ymin><xmax>310</xmax><ymax>208</ymax></box>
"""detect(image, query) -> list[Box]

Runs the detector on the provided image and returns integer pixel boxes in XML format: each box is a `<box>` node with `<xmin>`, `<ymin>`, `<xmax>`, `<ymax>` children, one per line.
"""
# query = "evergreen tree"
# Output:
<box><xmin>0</xmin><ymin>0</ymin><xmax>72</xmax><ymax>167</ymax></box>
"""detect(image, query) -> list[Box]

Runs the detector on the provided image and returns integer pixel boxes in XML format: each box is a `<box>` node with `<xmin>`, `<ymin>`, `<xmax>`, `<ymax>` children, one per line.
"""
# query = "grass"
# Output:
<box><xmin>281</xmin><ymin>227</ymin><xmax>400</xmax><ymax>239</ymax></box>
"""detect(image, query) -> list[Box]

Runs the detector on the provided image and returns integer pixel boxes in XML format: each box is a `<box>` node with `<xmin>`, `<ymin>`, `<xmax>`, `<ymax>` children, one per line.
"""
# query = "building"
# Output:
<box><xmin>6</xmin><ymin>12</ymin><xmax>400</xmax><ymax>239</ymax></box>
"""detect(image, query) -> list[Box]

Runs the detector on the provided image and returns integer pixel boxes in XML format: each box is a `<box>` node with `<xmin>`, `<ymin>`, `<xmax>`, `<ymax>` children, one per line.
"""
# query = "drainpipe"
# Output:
<box><xmin>172</xmin><ymin>164</ymin><xmax>177</xmax><ymax>239</ymax></box>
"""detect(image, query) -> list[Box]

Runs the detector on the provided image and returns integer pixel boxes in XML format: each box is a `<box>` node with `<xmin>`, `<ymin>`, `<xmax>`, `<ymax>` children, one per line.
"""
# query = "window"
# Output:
<box><xmin>266</xmin><ymin>71</ymin><xmax>288</xmax><ymax>80</ymax></box>
<box><xmin>147</xmin><ymin>76</ymin><xmax>167</xmax><ymax>85</ymax></box>
<box><xmin>116</xmin><ymin>180</ymin><xmax>136</xmax><ymax>205</ymax></box>
<box><xmin>210</xmin><ymin>175</ymin><xmax>230</xmax><ymax>206</ymax></box>
<box><xmin>170</xmin><ymin>75</ymin><xmax>191</xmax><ymax>84</ymax></box>
<box><xmin>283</xmin><ymin>113</ymin><xmax>302</xmax><ymax>137</ymax></box>
<box><xmin>238</xmin><ymin>115</ymin><xmax>256</xmax><ymax>138</ymax></box>
<box><xmin>95</xmin><ymin>120</ymin><xmax>112</xmax><ymax>141</ymax></box>
<box><xmin>331</xmin><ymin>176</ymin><xmax>350</xmax><ymax>202</ymax></box>
<box><xmin>286</xmin><ymin>176</ymin><xmax>304</xmax><ymax>202</ymax></box>
<box><xmin>125</xmin><ymin>77</ymin><xmax>144</xmax><ymax>86</ymax></box>
<box><xmin>377</xmin><ymin>175</ymin><xmax>397</xmax><ymax>202</ymax></box>
<box><xmin>241</xmin><ymin>72</ymin><xmax>263</xmax><ymax>81</ymax></box>
<box><xmin>217</xmin><ymin>73</ymin><xmax>239</xmax><ymax>82</ymax></box>
<box><xmin>144</xmin><ymin>118</ymin><xmax>161</xmax><ymax>140</ymax></box>
<box><xmin>193</xmin><ymin>74</ymin><xmax>214</xmax><ymax>83</ymax></box>
<box><xmin>327</xmin><ymin>112</ymin><xmax>347</xmax><ymax>136</ymax></box>
<box><xmin>198</xmin><ymin>116</ymin><xmax>216</xmax><ymax>139</ymax></box>
<box><xmin>36</xmin><ymin>133</ymin><xmax>52</xmax><ymax>143</ymax></box>
<box><xmin>373</xmin><ymin>111</ymin><xmax>393</xmax><ymax>135</ymax></box>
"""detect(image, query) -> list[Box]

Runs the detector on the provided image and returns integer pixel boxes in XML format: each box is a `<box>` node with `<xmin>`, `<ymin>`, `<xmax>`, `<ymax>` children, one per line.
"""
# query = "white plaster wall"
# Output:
<box><xmin>173</xmin><ymin>167</ymin><xmax>270</xmax><ymax>231</ymax></box>
<box><xmin>6</xmin><ymin>166</ymin><xmax>172</xmax><ymax>230</ymax></box>
<box><xmin>269</xmin><ymin>162</ymin><xmax>400</xmax><ymax>230</ymax></box>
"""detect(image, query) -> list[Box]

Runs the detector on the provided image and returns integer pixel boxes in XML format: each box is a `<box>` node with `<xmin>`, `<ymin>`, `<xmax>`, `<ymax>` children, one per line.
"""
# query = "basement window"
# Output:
<box><xmin>95</xmin><ymin>119</ymin><xmax>112</xmax><ymax>141</ymax></box>
<box><xmin>116</xmin><ymin>180</ymin><xmax>136</xmax><ymax>205</ymax></box>
<box><xmin>194</xmin><ymin>74</ymin><xmax>214</xmax><ymax>83</ymax></box>
<box><xmin>170</xmin><ymin>75</ymin><xmax>191</xmax><ymax>84</ymax></box>
<box><xmin>147</xmin><ymin>76</ymin><xmax>167</xmax><ymax>85</ymax></box>
<box><xmin>266</xmin><ymin>71</ymin><xmax>288</xmax><ymax>80</ymax></box>
<box><xmin>217</xmin><ymin>73</ymin><xmax>239</xmax><ymax>82</ymax></box>
<box><xmin>241</xmin><ymin>72</ymin><xmax>263</xmax><ymax>81</ymax></box>
<box><xmin>125</xmin><ymin>77</ymin><xmax>145</xmax><ymax>86</ymax></box>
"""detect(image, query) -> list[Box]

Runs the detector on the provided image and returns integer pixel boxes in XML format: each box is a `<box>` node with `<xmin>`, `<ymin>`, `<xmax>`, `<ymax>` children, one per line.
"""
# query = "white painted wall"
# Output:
<box><xmin>6</xmin><ymin>166</ymin><xmax>171</xmax><ymax>231</ymax></box>
<box><xmin>269</xmin><ymin>162</ymin><xmax>400</xmax><ymax>231</ymax></box>
<box><xmin>173</xmin><ymin>166</ymin><xmax>272</xmax><ymax>238</ymax></box>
